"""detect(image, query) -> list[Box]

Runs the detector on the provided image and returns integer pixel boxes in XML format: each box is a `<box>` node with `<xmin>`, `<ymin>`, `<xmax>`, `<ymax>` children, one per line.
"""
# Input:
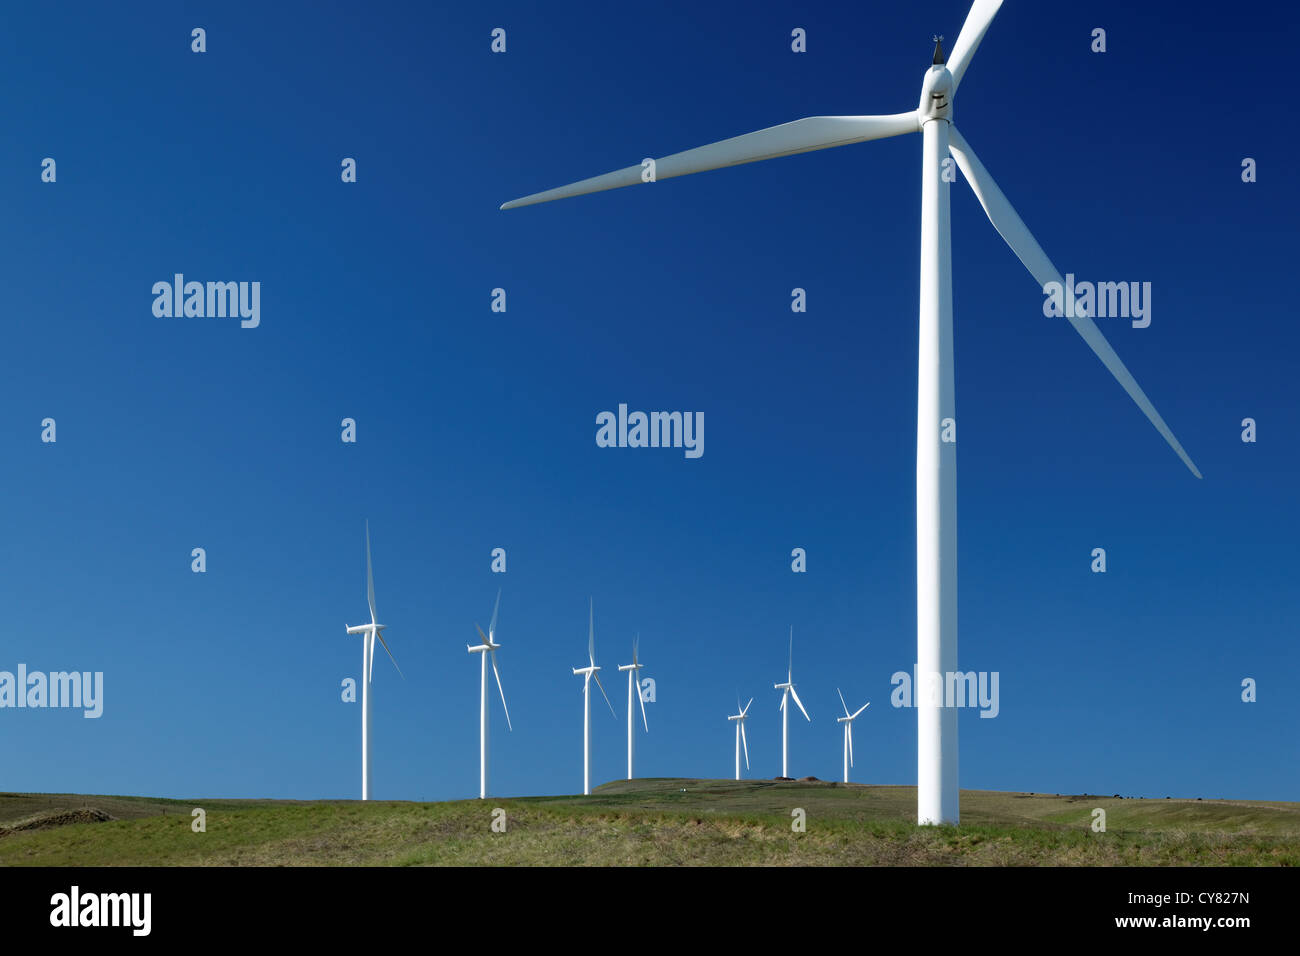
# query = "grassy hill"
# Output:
<box><xmin>2</xmin><ymin>779</ymin><xmax>1297</xmax><ymax>866</ymax></box>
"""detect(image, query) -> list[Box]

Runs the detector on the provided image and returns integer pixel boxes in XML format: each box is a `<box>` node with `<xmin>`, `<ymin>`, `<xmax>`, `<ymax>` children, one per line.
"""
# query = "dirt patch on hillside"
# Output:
<box><xmin>0</xmin><ymin>807</ymin><xmax>115</xmax><ymax>837</ymax></box>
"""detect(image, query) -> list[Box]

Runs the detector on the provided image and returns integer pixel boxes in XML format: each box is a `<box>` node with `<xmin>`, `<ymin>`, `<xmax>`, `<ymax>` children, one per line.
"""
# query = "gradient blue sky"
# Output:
<box><xmin>2</xmin><ymin>0</ymin><xmax>1296</xmax><ymax>804</ymax></box>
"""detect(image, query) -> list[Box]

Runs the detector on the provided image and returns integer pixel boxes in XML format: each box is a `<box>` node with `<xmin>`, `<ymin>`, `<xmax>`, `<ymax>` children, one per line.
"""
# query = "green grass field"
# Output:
<box><xmin>2</xmin><ymin>779</ymin><xmax>1297</xmax><ymax>866</ymax></box>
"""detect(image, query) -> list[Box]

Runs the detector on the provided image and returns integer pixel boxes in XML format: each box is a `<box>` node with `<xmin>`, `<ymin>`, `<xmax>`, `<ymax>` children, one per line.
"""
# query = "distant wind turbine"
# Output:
<box><xmin>836</xmin><ymin>689</ymin><xmax>871</xmax><ymax>784</ymax></box>
<box><xmin>572</xmin><ymin>599</ymin><xmax>617</xmax><ymax>795</ymax></box>
<box><xmin>467</xmin><ymin>589</ymin><xmax>512</xmax><ymax>799</ymax></box>
<box><xmin>774</xmin><ymin>628</ymin><xmax>810</xmax><ymax>778</ymax></box>
<box><xmin>617</xmin><ymin>636</ymin><xmax>649</xmax><ymax>780</ymax></box>
<box><xmin>499</xmin><ymin>0</ymin><xmax>1200</xmax><ymax>825</ymax></box>
<box><xmin>727</xmin><ymin>697</ymin><xmax>752</xmax><ymax>781</ymax></box>
<box><xmin>344</xmin><ymin>521</ymin><xmax>403</xmax><ymax>801</ymax></box>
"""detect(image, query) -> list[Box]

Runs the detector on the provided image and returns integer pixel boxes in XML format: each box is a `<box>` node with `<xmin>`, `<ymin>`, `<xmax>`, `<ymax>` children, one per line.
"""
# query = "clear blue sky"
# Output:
<box><xmin>2</xmin><ymin>0</ymin><xmax>1296</xmax><ymax>803</ymax></box>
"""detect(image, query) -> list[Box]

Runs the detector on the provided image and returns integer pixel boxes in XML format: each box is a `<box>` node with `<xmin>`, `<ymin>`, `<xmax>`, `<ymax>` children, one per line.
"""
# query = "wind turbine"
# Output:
<box><xmin>467</xmin><ymin>589</ymin><xmax>512</xmax><ymax>799</ymax></box>
<box><xmin>836</xmin><ymin>689</ymin><xmax>871</xmax><ymax>785</ymax></box>
<box><xmin>499</xmin><ymin>0</ymin><xmax>1201</xmax><ymax>825</ymax></box>
<box><xmin>344</xmin><ymin>521</ymin><xmax>403</xmax><ymax>801</ymax></box>
<box><xmin>572</xmin><ymin>598</ymin><xmax>617</xmax><ymax>795</ymax></box>
<box><xmin>774</xmin><ymin>628</ymin><xmax>810</xmax><ymax>778</ymax></box>
<box><xmin>727</xmin><ymin>697</ymin><xmax>752</xmax><ymax>781</ymax></box>
<box><xmin>616</xmin><ymin>636</ymin><xmax>649</xmax><ymax>780</ymax></box>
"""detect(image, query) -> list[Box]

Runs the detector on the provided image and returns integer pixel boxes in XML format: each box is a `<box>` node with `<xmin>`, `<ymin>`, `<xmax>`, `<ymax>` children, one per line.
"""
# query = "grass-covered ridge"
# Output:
<box><xmin>2</xmin><ymin>779</ymin><xmax>1296</xmax><ymax>866</ymax></box>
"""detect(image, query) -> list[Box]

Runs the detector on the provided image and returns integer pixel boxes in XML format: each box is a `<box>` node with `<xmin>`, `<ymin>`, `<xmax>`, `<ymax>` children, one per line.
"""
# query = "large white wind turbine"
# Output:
<box><xmin>836</xmin><ymin>689</ymin><xmax>871</xmax><ymax>785</ymax></box>
<box><xmin>617</xmin><ymin>636</ymin><xmax>649</xmax><ymax>780</ymax></box>
<box><xmin>500</xmin><ymin>0</ymin><xmax>1200</xmax><ymax>825</ymax></box>
<box><xmin>467</xmin><ymin>589</ymin><xmax>512</xmax><ymax>799</ymax></box>
<box><xmin>572</xmin><ymin>599</ymin><xmax>617</xmax><ymax>795</ymax></box>
<box><xmin>727</xmin><ymin>697</ymin><xmax>752</xmax><ymax>781</ymax></box>
<box><xmin>344</xmin><ymin>521</ymin><xmax>404</xmax><ymax>800</ymax></box>
<box><xmin>773</xmin><ymin>629</ymin><xmax>810</xmax><ymax>778</ymax></box>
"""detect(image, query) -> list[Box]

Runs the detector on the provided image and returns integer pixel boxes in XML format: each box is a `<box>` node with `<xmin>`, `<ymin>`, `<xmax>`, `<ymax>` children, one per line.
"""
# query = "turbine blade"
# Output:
<box><xmin>376</xmin><ymin>631</ymin><xmax>404</xmax><ymax>680</ymax></box>
<box><xmin>490</xmin><ymin>649</ymin><xmax>512</xmax><ymax>731</ymax></box>
<box><xmin>588</xmin><ymin>598</ymin><xmax>595</xmax><ymax>663</ymax></box>
<box><xmin>788</xmin><ymin>627</ymin><xmax>793</xmax><ymax>682</ymax></box>
<box><xmin>947</xmin><ymin>126</ymin><xmax>1202</xmax><ymax>479</ymax></box>
<box><xmin>837</xmin><ymin>687</ymin><xmax>850</xmax><ymax>718</ymax></box>
<box><xmin>364</xmin><ymin>521</ymin><xmax>376</xmax><ymax>622</ymax></box>
<box><xmin>637</xmin><ymin>671</ymin><xmax>649</xmax><ymax>733</ymax></box>
<box><xmin>947</xmin><ymin>0</ymin><xmax>1004</xmax><ymax>92</ymax></box>
<box><xmin>789</xmin><ymin>686</ymin><xmax>811</xmax><ymax>722</ymax></box>
<box><xmin>853</xmin><ymin>701</ymin><xmax>871</xmax><ymax>719</ymax></box>
<box><xmin>743</xmin><ymin>697</ymin><xmax>753</xmax><ymax>717</ymax></box>
<box><xmin>593</xmin><ymin>671</ymin><xmax>617</xmax><ymax>719</ymax></box>
<box><xmin>740</xmin><ymin>723</ymin><xmax>750</xmax><ymax>770</ymax></box>
<box><xmin>848</xmin><ymin>723</ymin><xmax>855</xmax><ymax>767</ymax></box>
<box><xmin>488</xmin><ymin>588</ymin><xmax>501</xmax><ymax>640</ymax></box>
<box><xmin>501</xmin><ymin>113</ymin><xmax>919</xmax><ymax>210</ymax></box>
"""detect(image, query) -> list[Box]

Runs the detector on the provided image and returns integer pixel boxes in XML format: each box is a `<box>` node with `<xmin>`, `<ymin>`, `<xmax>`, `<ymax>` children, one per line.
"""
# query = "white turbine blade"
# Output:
<box><xmin>376</xmin><ymin>631</ymin><xmax>404</xmax><ymax>680</ymax></box>
<box><xmin>779</xmin><ymin>692</ymin><xmax>786</xmax><ymax>712</ymax></box>
<box><xmin>475</xmin><ymin>623</ymin><xmax>489</xmax><ymax>645</ymax></box>
<box><xmin>637</xmin><ymin>673</ymin><xmax>649</xmax><ymax>733</ymax></box>
<box><xmin>848</xmin><ymin>723</ymin><xmax>855</xmax><ymax>768</ymax></box>
<box><xmin>593</xmin><ymin>670</ymin><xmax>617</xmax><ymax>719</ymax></box>
<box><xmin>366</xmin><ymin>634</ymin><xmax>375</xmax><ymax>683</ymax></box>
<box><xmin>501</xmin><ymin>113</ymin><xmax>919</xmax><ymax>210</ymax></box>
<box><xmin>946</xmin><ymin>0</ymin><xmax>1004</xmax><ymax>92</ymax></box>
<box><xmin>787</xmin><ymin>627</ymin><xmax>793</xmax><ymax>682</ymax></box>
<box><xmin>837</xmin><ymin>687</ymin><xmax>850</xmax><ymax>718</ymax></box>
<box><xmin>488</xmin><ymin>588</ymin><xmax>501</xmax><ymax>640</ymax></box>
<box><xmin>588</xmin><ymin>598</ymin><xmax>595</xmax><ymax>663</ymax></box>
<box><xmin>740</xmin><ymin>723</ymin><xmax>750</xmax><ymax>770</ymax></box>
<box><xmin>742</xmin><ymin>697</ymin><xmax>753</xmax><ymax>717</ymax></box>
<box><xmin>490</xmin><ymin>648</ymin><xmax>512</xmax><ymax>731</ymax></box>
<box><xmin>852</xmin><ymin>701</ymin><xmax>871</xmax><ymax>720</ymax></box>
<box><xmin>364</xmin><ymin>521</ymin><xmax>377</xmax><ymax>622</ymax></box>
<box><xmin>789</xmin><ymin>686</ymin><xmax>811</xmax><ymax>722</ymax></box>
<box><xmin>947</xmin><ymin>126</ymin><xmax>1202</xmax><ymax>479</ymax></box>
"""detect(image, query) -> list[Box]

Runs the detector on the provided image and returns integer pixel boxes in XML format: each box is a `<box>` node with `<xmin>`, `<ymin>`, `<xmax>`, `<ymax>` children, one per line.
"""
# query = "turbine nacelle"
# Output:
<box><xmin>346</xmin><ymin>622</ymin><xmax>385</xmax><ymax>635</ymax></box>
<box><xmin>918</xmin><ymin>64</ymin><xmax>954</xmax><ymax>123</ymax></box>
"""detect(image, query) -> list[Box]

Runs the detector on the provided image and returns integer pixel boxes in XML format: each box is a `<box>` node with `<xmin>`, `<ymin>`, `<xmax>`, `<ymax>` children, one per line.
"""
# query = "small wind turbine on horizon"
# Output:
<box><xmin>499</xmin><ymin>0</ymin><xmax>1201</xmax><ymax>825</ymax></box>
<box><xmin>774</xmin><ymin>629</ymin><xmax>810</xmax><ymax>778</ymax></box>
<box><xmin>572</xmin><ymin>599</ymin><xmax>617</xmax><ymax>795</ymax></box>
<box><xmin>467</xmin><ymin>589</ymin><xmax>512</xmax><ymax>799</ymax></box>
<box><xmin>836</xmin><ymin>689</ymin><xmax>870</xmax><ymax>785</ymax></box>
<box><xmin>727</xmin><ymin>696</ymin><xmax>752</xmax><ymax>781</ymax></box>
<box><xmin>344</xmin><ymin>521</ymin><xmax>403</xmax><ymax>801</ymax></box>
<box><xmin>617</xmin><ymin>636</ymin><xmax>649</xmax><ymax>780</ymax></box>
